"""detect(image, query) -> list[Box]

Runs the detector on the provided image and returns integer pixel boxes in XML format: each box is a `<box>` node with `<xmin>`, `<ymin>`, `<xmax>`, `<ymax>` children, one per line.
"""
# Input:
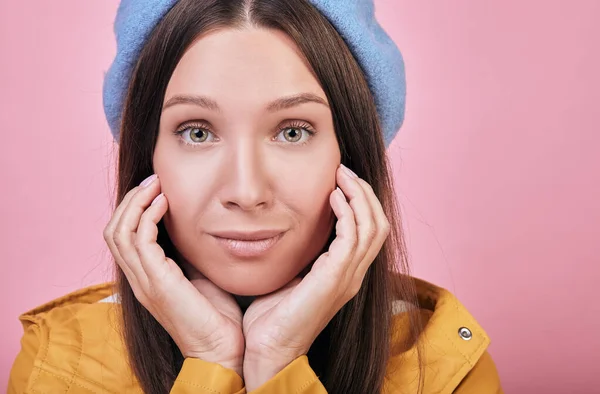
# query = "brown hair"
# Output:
<box><xmin>112</xmin><ymin>0</ymin><xmax>423</xmax><ymax>392</ymax></box>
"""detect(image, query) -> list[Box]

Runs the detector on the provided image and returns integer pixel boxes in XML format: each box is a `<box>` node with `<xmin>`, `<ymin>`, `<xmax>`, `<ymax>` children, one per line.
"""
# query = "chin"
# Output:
<box><xmin>210</xmin><ymin>270</ymin><xmax>294</xmax><ymax>297</ymax></box>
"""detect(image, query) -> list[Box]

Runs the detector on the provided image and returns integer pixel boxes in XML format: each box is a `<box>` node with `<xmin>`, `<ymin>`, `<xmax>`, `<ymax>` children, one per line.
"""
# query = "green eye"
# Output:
<box><xmin>173</xmin><ymin>124</ymin><xmax>215</xmax><ymax>146</ymax></box>
<box><xmin>282</xmin><ymin>127</ymin><xmax>303</xmax><ymax>142</ymax></box>
<box><xmin>275</xmin><ymin>122</ymin><xmax>316</xmax><ymax>145</ymax></box>
<box><xmin>189</xmin><ymin>127</ymin><xmax>209</xmax><ymax>143</ymax></box>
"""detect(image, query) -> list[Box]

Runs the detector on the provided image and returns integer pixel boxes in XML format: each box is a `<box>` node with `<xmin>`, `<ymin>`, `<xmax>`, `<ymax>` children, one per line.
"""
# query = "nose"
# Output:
<box><xmin>219</xmin><ymin>138</ymin><xmax>273</xmax><ymax>211</ymax></box>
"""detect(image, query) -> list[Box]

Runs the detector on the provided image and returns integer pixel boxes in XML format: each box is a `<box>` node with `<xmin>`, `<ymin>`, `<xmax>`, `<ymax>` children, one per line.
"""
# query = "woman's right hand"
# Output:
<box><xmin>103</xmin><ymin>174</ymin><xmax>244</xmax><ymax>376</ymax></box>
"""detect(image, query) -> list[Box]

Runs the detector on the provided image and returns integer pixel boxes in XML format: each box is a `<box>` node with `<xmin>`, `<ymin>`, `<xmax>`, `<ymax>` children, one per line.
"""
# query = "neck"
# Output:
<box><xmin>234</xmin><ymin>294</ymin><xmax>256</xmax><ymax>312</ymax></box>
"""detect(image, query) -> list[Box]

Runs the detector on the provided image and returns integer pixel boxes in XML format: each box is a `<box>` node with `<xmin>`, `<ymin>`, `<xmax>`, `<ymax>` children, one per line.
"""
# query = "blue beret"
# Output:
<box><xmin>102</xmin><ymin>0</ymin><xmax>406</xmax><ymax>147</ymax></box>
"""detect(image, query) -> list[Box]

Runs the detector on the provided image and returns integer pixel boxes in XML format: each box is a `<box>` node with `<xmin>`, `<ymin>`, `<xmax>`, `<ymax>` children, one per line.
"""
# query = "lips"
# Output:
<box><xmin>209</xmin><ymin>229</ymin><xmax>286</xmax><ymax>241</ymax></box>
<box><xmin>209</xmin><ymin>229</ymin><xmax>286</xmax><ymax>258</ymax></box>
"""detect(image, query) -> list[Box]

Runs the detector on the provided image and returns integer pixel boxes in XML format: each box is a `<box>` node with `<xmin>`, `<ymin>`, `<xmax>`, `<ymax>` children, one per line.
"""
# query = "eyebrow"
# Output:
<box><xmin>162</xmin><ymin>92</ymin><xmax>330</xmax><ymax>113</ymax></box>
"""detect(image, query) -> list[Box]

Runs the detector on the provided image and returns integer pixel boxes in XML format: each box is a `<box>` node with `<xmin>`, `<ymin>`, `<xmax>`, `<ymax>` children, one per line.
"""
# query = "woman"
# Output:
<box><xmin>8</xmin><ymin>0</ymin><xmax>503</xmax><ymax>393</ymax></box>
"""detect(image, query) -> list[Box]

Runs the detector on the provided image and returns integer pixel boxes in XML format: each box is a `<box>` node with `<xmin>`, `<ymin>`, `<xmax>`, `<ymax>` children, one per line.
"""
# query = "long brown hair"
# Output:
<box><xmin>112</xmin><ymin>0</ymin><xmax>423</xmax><ymax>392</ymax></box>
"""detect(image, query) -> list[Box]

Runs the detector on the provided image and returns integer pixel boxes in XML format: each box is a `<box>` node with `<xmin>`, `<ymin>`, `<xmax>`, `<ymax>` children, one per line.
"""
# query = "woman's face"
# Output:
<box><xmin>154</xmin><ymin>27</ymin><xmax>341</xmax><ymax>296</ymax></box>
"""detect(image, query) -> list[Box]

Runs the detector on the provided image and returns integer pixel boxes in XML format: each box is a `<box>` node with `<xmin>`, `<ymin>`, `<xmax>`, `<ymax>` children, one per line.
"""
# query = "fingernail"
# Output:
<box><xmin>341</xmin><ymin>164</ymin><xmax>358</xmax><ymax>179</ymax></box>
<box><xmin>140</xmin><ymin>174</ymin><xmax>157</xmax><ymax>188</ymax></box>
<box><xmin>151</xmin><ymin>193</ymin><xmax>164</xmax><ymax>206</ymax></box>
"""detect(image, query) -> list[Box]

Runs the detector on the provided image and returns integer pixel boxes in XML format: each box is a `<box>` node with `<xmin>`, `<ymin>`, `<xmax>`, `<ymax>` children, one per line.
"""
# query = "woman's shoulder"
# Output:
<box><xmin>10</xmin><ymin>283</ymin><xmax>138</xmax><ymax>393</ymax></box>
<box><xmin>386</xmin><ymin>276</ymin><xmax>503</xmax><ymax>393</ymax></box>
<box><xmin>17</xmin><ymin>282</ymin><xmax>121</xmax><ymax>339</ymax></box>
<box><xmin>18</xmin><ymin>282</ymin><xmax>117</xmax><ymax>322</ymax></box>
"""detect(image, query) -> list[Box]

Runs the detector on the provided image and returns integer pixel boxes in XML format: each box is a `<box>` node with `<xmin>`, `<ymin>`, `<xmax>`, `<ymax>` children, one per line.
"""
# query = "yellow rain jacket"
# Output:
<box><xmin>8</xmin><ymin>278</ymin><xmax>502</xmax><ymax>393</ymax></box>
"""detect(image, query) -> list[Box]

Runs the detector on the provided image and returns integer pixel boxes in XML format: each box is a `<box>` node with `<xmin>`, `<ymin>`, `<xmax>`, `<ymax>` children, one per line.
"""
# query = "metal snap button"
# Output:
<box><xmin>458</xmin><ymin>327</ymin><xmax>472</xmax><ymax>341</ymax></box>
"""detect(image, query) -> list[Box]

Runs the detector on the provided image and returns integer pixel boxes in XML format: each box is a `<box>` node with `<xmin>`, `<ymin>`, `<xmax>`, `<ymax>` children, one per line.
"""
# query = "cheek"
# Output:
<box><xmin>153</xmin><ymin>152</ymin><xmax>211</xmax><ymax>231</ymax></box>
<box><xmin>282</xmin><ymin>145</ymin><xmax>339</xmax><ymax>204</ymax></box>
<box><xmin>282</xmin><ymin>159</ymin><xmax>337</xmax><ymax>232</ymax></box>
<box><xmin>158</xmin><ymin>172</ymin><xmax>211</xmax><ymax>264</ymax></box>
<box><xmin>153</xmin><ymin>141</ymin><xmax>213</xmax><ymax>206</ymax></box>
<box><xmin>154</xmin><ymin>169</ymin><xmax>192</xmax><ymax>209</ymax></box>
<box><xmin>284</xmin><ymin>169</ymin><xmax>336</xmax><ymax>271</ymax></box>
<box><xmin>286</xmin><ymin>170</ymin><xmax>333</xmax><ymax>209</ymax></box>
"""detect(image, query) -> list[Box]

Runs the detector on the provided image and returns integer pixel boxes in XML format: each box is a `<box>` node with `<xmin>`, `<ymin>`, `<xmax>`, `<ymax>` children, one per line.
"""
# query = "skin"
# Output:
<box><xmin>154</xmin><ymin>27</ymin><xmax>339</xmax><ymax>297</ymax></box>
<box><xmin>103</xmin><ymin>27</ymin><xmax>390</xmax><ymax>389</ymax></box>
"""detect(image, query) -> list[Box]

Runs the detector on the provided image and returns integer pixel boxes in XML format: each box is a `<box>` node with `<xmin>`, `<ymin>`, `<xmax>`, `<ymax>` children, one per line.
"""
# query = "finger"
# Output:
<box><xmin>104</xmin><ymin>183</ymin><xmax>148</xmax><ymax>251</ymax></box>
<box><xmin>104</xmin><ymin>185</ymin><xmax>144</xmax><ymax>251</ymax></box>
<box><xmin>285</xmin><ymin>185</ymin><xmax>356</xmax><ymax>316</ymax></box>
<box><xmin>104</xmin><ymin>186</ymin><xmax>147</xmax><ymax>287</ymax></box>
<box><xmin>135</xmin><ymin>193</ymin><xmax>222</xmax><ymax>320</ymax></box>
<box><xmin>336</xmin><ymin>165</ymin><xmax>377</xmax><ymax>265</ymax></box>
<box><xmin>135</xmin><ymin>191</ymin><xmax>172</xmax><ymax>282</ymax></box>
<box><xmin>354</xmin><ymin>178</ymin><xmax>391</xmax><ymax>277</ymax></box>
<box><xmin>355</xmin><ymin>178</ymin><xmax>390</xmax><ymax>237</ymax></box>
<box><xmin>109</xmin><ymin>184</ymin><xmax>146</xmax><ymax>233</ymax></box>
<box><xmin>113</xmin><ymin>175</ymin><xmax>160</xmax><ymax>284</ymax></box>
<box><xmin>312</xmin><ymin>184</ymin><xmax>357</xmax><ymax>283</ymax></box>
<box><xmin>105</xmin><ymin>236</ymin><xmax>139</xmax><ymax>288</ymax></box>
<box><xmin>265</xmin><ymin>186</ymin><xmax>360</xmax><ymax>334</ymax></box>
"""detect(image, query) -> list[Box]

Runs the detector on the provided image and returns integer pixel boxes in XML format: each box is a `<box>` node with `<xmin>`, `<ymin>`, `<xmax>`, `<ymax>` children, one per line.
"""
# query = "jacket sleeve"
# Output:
<box><xmin>250</xmin><ymin>356</ymin><xmax>327</xmax><ymax>393</ymax></box>
<box><xmin>7</xmin><ymin>312</ymin><xmax>319</xmax><ymax>394</ymax></box>
<box><xmin>7</xmin><ymin>315</ymin><xmax>245</xmax><ymax>394</ymax></box>
<box><xmin>454</xmin><ymin>351</ymin><xmax>503</xmax><ymax>394</ymax></box>
<box><xmin>171</xmin><ymin>358</ymin><xmax>245</xmax><ymax>394</ymax></box>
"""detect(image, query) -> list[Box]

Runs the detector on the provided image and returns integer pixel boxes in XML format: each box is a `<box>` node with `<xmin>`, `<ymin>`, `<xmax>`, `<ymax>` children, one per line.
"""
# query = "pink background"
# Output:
<box><xmin>1</xmin><ymin>1</ymin><xmax>599</xmax><ymax>392</ymax></box>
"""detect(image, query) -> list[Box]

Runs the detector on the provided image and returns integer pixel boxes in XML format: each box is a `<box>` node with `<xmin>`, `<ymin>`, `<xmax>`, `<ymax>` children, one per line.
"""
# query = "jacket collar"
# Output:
<box><xmin>386</xmin><ymin>277</ymin><xmax>491</xmax><ymax>393</ymax></box>
<box><xmin>19</xmin><ymin>278</ymin><xmax>490</xmax><ymax>394</ymax></box>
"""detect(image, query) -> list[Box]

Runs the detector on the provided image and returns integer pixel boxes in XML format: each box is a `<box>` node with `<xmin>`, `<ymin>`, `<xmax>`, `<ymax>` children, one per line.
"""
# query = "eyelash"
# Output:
<box><xmin>172</xmin><ymin>120</ymin><xmax>317</xmax><ymax>147</ymax></box>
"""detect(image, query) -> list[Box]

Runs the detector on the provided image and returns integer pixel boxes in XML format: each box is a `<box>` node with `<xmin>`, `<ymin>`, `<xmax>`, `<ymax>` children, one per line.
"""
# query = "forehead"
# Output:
<box><xmin>164</xmin><ymin>27</ymin><xmax>324</xmax><ymax>103</ymax></box>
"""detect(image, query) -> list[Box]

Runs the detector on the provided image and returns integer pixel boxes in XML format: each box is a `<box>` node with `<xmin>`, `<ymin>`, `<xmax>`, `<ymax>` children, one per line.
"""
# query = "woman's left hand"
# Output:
<box><xmin>242</xmin><ymin>164</ymin><xmax>391</xmax><ymax>391</ymax></box>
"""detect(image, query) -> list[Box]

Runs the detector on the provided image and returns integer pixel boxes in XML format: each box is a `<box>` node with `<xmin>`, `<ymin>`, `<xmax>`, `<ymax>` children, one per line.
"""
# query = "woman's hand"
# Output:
<box><xmin>241</xmin><ymin>164</ymin><xmax>391</xmax><ymax>390</ymax></box>
<box><xmin>103</xmin><ymin>174</ymin><xmax>245</xmax><ymax>376</ymax></box>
